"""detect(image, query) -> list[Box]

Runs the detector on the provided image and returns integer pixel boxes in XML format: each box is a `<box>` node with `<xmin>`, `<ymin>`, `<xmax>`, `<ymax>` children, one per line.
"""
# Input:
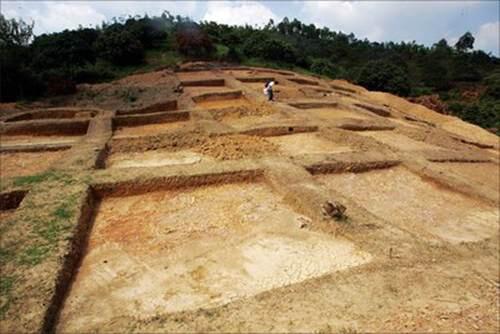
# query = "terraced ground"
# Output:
<box><xmin>0</xmin><ymin>63</ymin><xmax>499</xmax><ymax>333</ymax></box>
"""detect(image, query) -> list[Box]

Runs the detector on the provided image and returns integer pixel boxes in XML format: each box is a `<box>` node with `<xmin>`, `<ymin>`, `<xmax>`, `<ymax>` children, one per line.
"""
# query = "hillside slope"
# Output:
<box><xmin>0</xmin><ymin>63</ymin><xmax>498</xmax><ymax>333</ymax></box>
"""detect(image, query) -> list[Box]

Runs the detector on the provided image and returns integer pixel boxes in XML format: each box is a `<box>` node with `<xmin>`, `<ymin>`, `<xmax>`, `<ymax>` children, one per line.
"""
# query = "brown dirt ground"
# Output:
<box><xmin>193</xmin><ymin>134</ymin><xmax>279</xmax><ymax>160</ymax></box>
<box><xmin>0</xmin><ymin>63</ymin><xmax>498</xmax><ymax>334</ymax></box>
<box><xmin>0</xmin><ymin>150</ymin><xmax>68</xmax><ymax>177</ymax></box>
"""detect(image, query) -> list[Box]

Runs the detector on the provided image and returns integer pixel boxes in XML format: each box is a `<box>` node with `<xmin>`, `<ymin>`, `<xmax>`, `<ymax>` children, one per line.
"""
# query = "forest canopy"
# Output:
<box><xmin>1</xmin><ymin>12</ymin><xmax>498</xmax><ymax>132</ymax></box>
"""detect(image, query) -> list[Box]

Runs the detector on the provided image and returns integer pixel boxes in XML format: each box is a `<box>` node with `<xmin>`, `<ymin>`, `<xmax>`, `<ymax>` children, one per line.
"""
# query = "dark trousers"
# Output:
<box><xmin>268</xmin><ymin>89</ymin><xmax>273</xmax><ymax>101</ymax></box>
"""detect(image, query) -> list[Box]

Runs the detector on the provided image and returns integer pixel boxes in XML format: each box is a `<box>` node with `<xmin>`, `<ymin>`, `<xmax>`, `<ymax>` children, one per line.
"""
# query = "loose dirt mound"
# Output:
<box><xmin>54</xmin><ymin>69</ymin><xmax>180</xmax><ymax>111</ymax></box>
<box><xmin>209</xmin><ymin>102</ymin><xmax>275</xmax><ymax>121</ymax></box>
<box><xmin>194</xmin><ymin>134</ymin><xmax>279</xmax><ymax>160</ymax></box>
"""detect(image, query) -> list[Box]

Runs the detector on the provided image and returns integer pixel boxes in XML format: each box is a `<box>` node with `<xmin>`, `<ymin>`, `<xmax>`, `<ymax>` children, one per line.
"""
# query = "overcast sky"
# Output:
<box><xmin>2</xmin><ymin>1</ymin><xmax>499</xmax><ymax>55</ymax></box>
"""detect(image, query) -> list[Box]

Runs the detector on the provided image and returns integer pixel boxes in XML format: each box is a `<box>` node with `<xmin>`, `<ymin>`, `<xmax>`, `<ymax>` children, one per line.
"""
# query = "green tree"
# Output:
<box><xmin>357</xmin><ymin>59</ymin><xmax>411</xmax><ymax>96</ymax></box>
<box><xmin>455</xmin><ymin>32</ymin><xmax>475</xmax><ymax>52</ymax></box>
<box><xmin>94</xmin><ymin>27</ymin><xmax>144</xmax><ymax>65</ymax></box>
<box><xmin>0</xmin><ymin>14</ymin><xmax>33</xmax><ymax>46</ymax></box>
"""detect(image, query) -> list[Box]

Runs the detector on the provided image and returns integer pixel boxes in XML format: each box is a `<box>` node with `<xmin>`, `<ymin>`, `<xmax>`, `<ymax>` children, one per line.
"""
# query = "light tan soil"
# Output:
<box><xmin>0</xmin><ymin>135</ymin><xmax>80</xmax><ymax>147</ymax></box>
<box><xmin>358</xmin><ymin>131</ymin><xmax>443</xmax><ymax>151</ymax></box>
<box><xmin>1</xmin><ymin>63</ymin><xmax>498</xmax><ymax>334</ymax></box>
<box><xmin>430</xmin><ymin>162</ymin><xmax>500</xmax><ymax>202</ymax></box>
<box><xmin>268</xmin><ymin>133</ymin><xmax>352</xmax><ymax>155</ymax></box>
<box><xmin>57</xmin><ymin>182</ymin><xmax>370</xmax><ymax>332</ymax></box>
<box><xmin>0</xmin><ymin>150</ymin><xmax>67</xmax><ymax>177</ymax></box>
<box><xmin>107</xmin><ymin>149</ymin><xmax>210</xmax><ymax>169</ymax></box>
<box><xmin>113</xmin><ymin>122</ymin><xmax>187</xmax><ymax>138</ymax></box>
<box><xmin>305</xmin><ymin>107</ymin><xmax>369</xmax><ymax>121</ymax></box>
<box><xmin>316</xmin><ymin>166</ymin><xmax>498</xmax><ymax>243</ymax></box>
<box><xmin>195</xmin><ymin>97</ymin><xmax>251</xmax><ymax>110</ymax></box>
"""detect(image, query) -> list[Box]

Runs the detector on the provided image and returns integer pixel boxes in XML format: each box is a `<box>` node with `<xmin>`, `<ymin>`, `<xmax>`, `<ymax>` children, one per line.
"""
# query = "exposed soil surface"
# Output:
<box><xmin>268</xmin><ymin>133</ymin><xmax>352</xmax><ymax>155</ymax></box>
<box><xmin>113</xmin><ymin>122</ymin><xmax>188</xmax><ymax>138</ymax></box>
<box><xmin>195</xmin><ymin>97</ymin><xmax>251</xmax><ymax>110</ymax></box>
<box><xmin>57</xmin><ymin>182</ymin><xmax>370</xmax><ymax>332</ymax></box>
<box><xmin>358</xmin><ymin>131</ymin><xmax>443</xmax><ymax>151</ymax></box>
<box><xmin>0</xmin><ymin>63</ymin><xmax>498</xmax><ymax>334</ymax></box>
<box><xmin>0</xmin><ymin>150</ymin><xmax>68</xmax><ymax>177</ymax></box>
<box><xmin>316</xmin><ymin>166</ymin><xmax>498</xmax><ymax>243</ymax></box>
<box><xmin>107</xmin><ymin>149</ymin><xmax>210</xmax><ymax>169</ymax></box>
<box><xmin>1</xmin><ymin>135</ymin><xmax>80</xmax><ymax>147</ymax></box>
<box><xmin>193</xmin><ymin>135</ymin><xmax>279</xmax><ymax>161</ymax></box>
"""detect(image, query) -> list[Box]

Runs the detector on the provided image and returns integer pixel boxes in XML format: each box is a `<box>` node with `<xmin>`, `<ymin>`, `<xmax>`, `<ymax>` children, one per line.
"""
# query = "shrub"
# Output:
<box><xmin>94</xmin><ymin>28</ymin><xmax>144</xmax><ymax>66</ymax></box>
<box><xmin>0</xmin><ymin>45</ymin><xmax>44</xmax><ymax>101</ymax></box>
<box><xmin>32</xmin><ymin>29</ymin><xmax>98</xmax><ymax>69</ymax></box>
<box><xmin>175</xmin><ymin>23</ymin><xmax>214</xmax><ymax>58</ymax></box>
<box><xmin>310</xmin><ymin>59</ymin><xmax>341</xmax><ymax>78</ymax></box>
<box><xmin>357</xmin><ymin>60</ymin><xmax>411</xmax><ymax>96</ymax></box>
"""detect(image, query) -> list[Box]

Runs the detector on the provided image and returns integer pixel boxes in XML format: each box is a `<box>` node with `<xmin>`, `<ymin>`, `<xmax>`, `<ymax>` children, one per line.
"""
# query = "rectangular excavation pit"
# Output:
<box><xmin>330</xmin><ymin>84</ymin><xmax>356</xmax><ymax>94</ymax></box>
<box><xmin>193</xmin><ymin>90</ymin><xmax>250</xmax><ymax>109</ymax></box>
<box><xmin>303</xmin><ymin>108</ymin><xmax>370</xmax><ymax>121</ymax></box>
<box><xmin>105</xmin><ymin>149</ymin><xmax>212</xmax><ymax>169</ymax></box>
<box><xmin>180</xmin><ymin>78</ymin><xmax>225</xmax><ymax>87</ymax></box>
<box><xmin>357</xmin><ymin>131</ymin><xmax>443</xmax><ymax>151</ymax></box>
<box><xmin>0</xmin><ymin>190</ymin><xmax>27</xmax><ymax>223</ymax></box>
<box><xmin>288</xmin><ymin>78</ymin><xmax>320</xmax><ymax>86</ymax></box>
<box><xmin>354</xmin><ymin>103</ymin><xmax>391</xmax><ymax>117</ymax></box>
<box><xmin>112</xmin><ymin>112</ymin><xmax>190</xmax><ymax>138</ymax></box>
<box><xmin>315</xmin><ymin>166</ymin><xmax>499</xmax><ymax>244</ymax></box>
<box><xmin>289</xmin><ymin>101</ymin><xmax>338</xmax><ymax>109</ymax></box>
<box><xmin>5</xmin><ymin>108</ymin><xmax>98</xmax><ymax>122</ymax></box>
<box><xmin>243</xmin><ymin>83</ymin><xmax>306</xmax><ymax>100</ymax></box>
<box><xmin>0</xmin><ymin>148</ymin><xmax>69</xmax><ymax>178</ymax></box>
<box><xmin>116</xmin><ymin>100</ymin><xmax>178</xmax><ymax>116</ymax></box>
<box><xmin>0</xmin><ymin>119</ymin><xmax>89</xmax><ymax>147</ymax></box>
<box><xmin>429</xmin><ymin>162</ymin><xmax>499</xmax><ymax>201</ymax></box>
<box><xmin>176</xmin><ymin>71</ymin><xmax>220</xmax><ymax>81</ymax></box>
<box><xmin>57</xmin><ymin>179</ymin><xmax>371</xmax><ymax>332</ymax></box>
<box><xmin>268</xmin><ymin>132</ymin><xmax>353</xmax><ymax>156</ymax></box>
<box><xmin>237</xmin><ymin>76</ymin><xmax>275</xmax><ymax>83</ymax></box>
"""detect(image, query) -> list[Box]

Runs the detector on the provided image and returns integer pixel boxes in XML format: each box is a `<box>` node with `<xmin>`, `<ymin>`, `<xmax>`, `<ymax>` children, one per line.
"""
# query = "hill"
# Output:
<box><xmin>1</xmin><ymin>13</ymin><xmax>499</xmax><ymax>133</ymax></box>
<box><xmin>0</xmin><ymin>62</ymin><xmax>498</xmax><ymax>332</ymax></box>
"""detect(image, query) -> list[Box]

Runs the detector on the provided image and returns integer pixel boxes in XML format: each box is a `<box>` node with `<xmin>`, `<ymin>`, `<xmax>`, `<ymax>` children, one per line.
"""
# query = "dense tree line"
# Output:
<box><xmin>0</xmin><ymin>13</ymin><xmax>498</xmax><ymax>131</ymax></box>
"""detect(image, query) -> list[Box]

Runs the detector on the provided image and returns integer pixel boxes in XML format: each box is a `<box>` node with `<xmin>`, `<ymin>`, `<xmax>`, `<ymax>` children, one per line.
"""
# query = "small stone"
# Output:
<box><xmin>322</xmin><ymin>201</ymin><xmax>347</xmax><ymax>220</ymax></box>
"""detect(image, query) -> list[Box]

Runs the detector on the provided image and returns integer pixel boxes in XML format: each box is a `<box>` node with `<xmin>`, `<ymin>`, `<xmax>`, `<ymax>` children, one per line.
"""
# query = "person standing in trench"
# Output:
<box><xmin>263</xmin><ymin>80</ymin><xmax>277</xmax><ymax>101</ymax></box>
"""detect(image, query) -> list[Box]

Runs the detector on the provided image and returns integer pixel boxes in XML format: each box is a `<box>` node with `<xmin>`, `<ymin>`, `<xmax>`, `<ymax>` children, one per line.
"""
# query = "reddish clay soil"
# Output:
<box><xmin>57</xmin><ymin>182</ymin><xmax>370</xmax><ymax>332</ymax></box>
<box><xmin>113</xmin><ymin>122</ymin><xmax>188</xmax><ymax>138</ymax></box>
<box><xmin>195</xmin><ymin>97</ymin><xmax>252</xmax><ymax>110</ymax></box>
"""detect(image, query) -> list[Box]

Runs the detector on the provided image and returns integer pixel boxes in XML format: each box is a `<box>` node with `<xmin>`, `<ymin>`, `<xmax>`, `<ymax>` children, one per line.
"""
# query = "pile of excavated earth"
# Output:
<box><xmin>0</xmin><ymin>62</ymin><xmax>498</xmax><ymax>333</ymax></box>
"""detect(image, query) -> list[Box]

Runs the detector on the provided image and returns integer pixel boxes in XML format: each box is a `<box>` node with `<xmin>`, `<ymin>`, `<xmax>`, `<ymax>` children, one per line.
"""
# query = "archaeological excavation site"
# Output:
<box><xmin>0</xmin><ymin>63</ymin><xmax>499</xmax><ymax>333</ymax></box>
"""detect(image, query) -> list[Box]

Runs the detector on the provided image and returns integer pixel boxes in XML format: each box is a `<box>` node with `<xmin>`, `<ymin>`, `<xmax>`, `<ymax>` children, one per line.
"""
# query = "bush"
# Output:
<box><xmin>175</xmin><ymin>23</ymin><xmax>214</xmax><ymax>58</ymax></box>
<box><xmin>72</xmin><ymin>63</ymin><xmax>116</xmax><ymax>84</ymax></box>
<box><xmin>310</xmin><ymin>59</ymin><xmax>341</xmax><ymax>78</ymax></box>
<box><xmin>242</xmin><ymin>34</ymin><xmax>298</xmax><ymax>64</ymax></box>
<box><xmin>357</xmin><ymin>60</ymin><xmax>411</xmax><ymax>96</ymax></box>
<box><xmin>32</xmin><ymin>29</ymin><xmax>98</xmax><ymax>69</ymax></box>
<box><xmin>0</xmin><ymin>45</ymin><xmax>44</xmax><ymax>101</ymax></box>
<box><xmin>125</xmin><ymin>17</ymin><xmax>168</xmax><ymax>48</ymax></box>
<box><xmin>94</xmin><ymin>28</ymin><xmax>144</xmax><ymax>65</ymax></box>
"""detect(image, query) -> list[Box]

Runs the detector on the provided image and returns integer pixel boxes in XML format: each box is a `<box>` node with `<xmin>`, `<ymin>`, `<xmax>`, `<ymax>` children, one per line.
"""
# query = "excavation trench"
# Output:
<box><xmin>56</xmin><ymin>177</ymin><xmax>371</xmax><ymax>332</ymax></box>
<box><xmin>316</xmin><ymin>166</ymin><xmax>499</xmax><ymax>244</ymax></box>
<box><xmin>0</xmin><ymin>148</ymin><xmax>70</xmax><ymax>177</ymax></box>
<box><xmin>0</xmin><ymin>190</ymin><xmax>27</xmax><ymax>223</ymax></box>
